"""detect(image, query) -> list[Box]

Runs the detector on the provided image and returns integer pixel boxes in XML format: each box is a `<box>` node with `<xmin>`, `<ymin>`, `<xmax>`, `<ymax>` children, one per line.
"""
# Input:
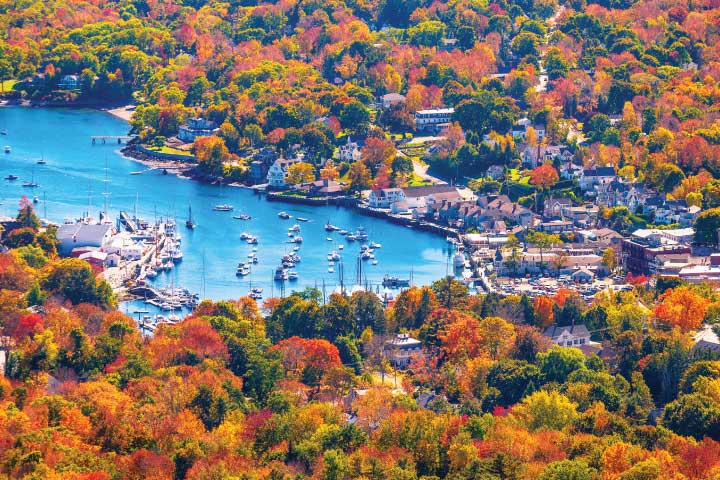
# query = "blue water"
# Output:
<box><xmin>0</xmin><ymin>106</ymin><xmax>454</xmax><ymax>315</ymax></box>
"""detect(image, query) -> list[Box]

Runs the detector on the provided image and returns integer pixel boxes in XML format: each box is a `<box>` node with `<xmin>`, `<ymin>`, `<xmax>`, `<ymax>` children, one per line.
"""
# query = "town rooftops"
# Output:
<box><xmin>415</xmin><ymin>108</ymin><xmax>454</xmax><ymax>115</ymax></box>
<box><xmin>583</xmin><ymin>166</ymin><xmax>616</xmax><ymax>177</ymax></box>
<box><xmin>386</xmin><ymin>333</ymin><xmax>422</xmax><ymax>349</ymax></box>
<box><xmin>57</xmin><ymin>223</ymin><xmax>112</xmax><ymax>242</ymax></box>
<box><xmin>694</xmin><ymin>325</ymin><xmax>720</xmax><ymax>352</ymax></box>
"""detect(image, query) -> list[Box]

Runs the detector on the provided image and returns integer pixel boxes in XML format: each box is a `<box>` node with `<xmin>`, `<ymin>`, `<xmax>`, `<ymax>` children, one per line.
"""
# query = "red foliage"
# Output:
<box><xmin>625</xmin><ymin>273</ymin><xmax>648</xmax><ymax>285</ymax></box>
<box><xmin>273</xmin><ymin>336</ymin><xmax>342</xmax><ymax>374</ymax></box>
<box><xmin>13</xmin><ymin>314</ymin><xmax>44</xmax><ymax>339</ymax></box>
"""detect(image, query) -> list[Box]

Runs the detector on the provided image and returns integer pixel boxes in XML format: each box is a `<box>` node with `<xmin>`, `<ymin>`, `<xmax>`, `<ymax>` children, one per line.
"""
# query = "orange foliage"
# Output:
<box><xmin>654</xmin><ymin>286</ymin><xmax>710</xmax><ymax>332</ymax></box>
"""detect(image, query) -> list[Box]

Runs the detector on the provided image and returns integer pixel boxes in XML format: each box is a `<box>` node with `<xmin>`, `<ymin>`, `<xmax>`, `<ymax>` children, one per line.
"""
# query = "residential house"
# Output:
<box><xmin>485</xmin><ymin>164</ymin><xmax>505</xmax><ymax>180</ymax></box>
<box><xmin>543</xmin><ymin>197</ymin><xmax>573</xmax><ymax>219</ymax></box>
<box><xmin>521</xmin><ymin>144</ymin><xmax>573</xmax><ymax>168</ymax></box>
<box><xmin>539</xmin><ymin>220</ymin><xmax>574</xmax><ymax>233</ymax></box>
<box><xmin>511</xmin><ymin>118</ymin><xmax>546</xmax><ymax>141</ymax></box>
<box><xmin>337</xmin><ymin>139</ymin><xmax>362</xmax><ymax>162</ymax></box>
<box><xmin>57</xmin><ymin>223</ymin><xmax>113</xmax><ymax>257</ymax></box>
<box><xmin>580</xmin><ymin>167</ymin><xmax>616</xmax><ymax>192</ymax></box>
<box><xmin>267</xmin><ymin>157</ymin><xmax>301</xmax><ymax>189</ymax></box>
<box><xmin>381</xmin><ymin>93</ymin><xmax>406</xmax><ymax>109</ymax></box>
<box><xmin>693</xmin><ymin>324</ymin><xmax>720</xmax><ymax>353</ymax></box>
<box><xmin>386</xmin><ymin>333</ymin><xmax>423</xmax><ymax>368</ymax></box>
<box><xmin>58</xmin><ymin>74</ymin><xmax>80</xmax><ymax>90</ymax></box>
<box><xmin>414</xmin><ymin>108</ymin><xmax>454</xmax><ymax>132</ymax></box>
<box><xmin>543</xmin><ymin>324</ymin><xmax>592</xmax><ymax>348</ymax></box>
<box><xmin>178</xmin><ymin>118</ymin><xmax>219</xmax><ymax>143</ymax></box>
<box><xmin>249</xmin><ymin>148</ymin><xmax>279</xmax><ymax>185</ymax></box>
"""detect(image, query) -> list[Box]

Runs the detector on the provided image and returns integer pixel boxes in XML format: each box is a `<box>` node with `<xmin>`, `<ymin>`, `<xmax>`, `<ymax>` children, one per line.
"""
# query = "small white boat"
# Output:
<box><xmin>293</xmin><ymin>246</ymin><xmax>300</xmax><ymax>252</ymax></box>
<box><xmin>372</xmin><ymin>260</ymin><xmax>379</xmax><ymax>265</ymax></box>
<box><xmin>32</xmin><ymin>196</ymin><xmax>39</xmax><ymax>204</ymax></box>
<box><xmin>288</xmin><ymin>270</ymin><xmax>299</xmax><ymax>281</ymax></box>
<box><xmin>130</xmin><ymin>171</ymin><xmax>143</xmax><ymax>175</ymax></box>
<box><xmin>278</xmin><ymin>212</ymin><xmax>290</xmax><ymax>219</ymax></box>
<box><xmin>328</xmin><ymin>266</ymin><xmax>335</xmax><ymax>273</ymax></box>
<box><xmin>4</xmin><ymin>146</ymin><xmax>10</xmax><ymax>153</ymax></box>
<box><xmin>297</xmin><ymin>217</ymin><xmax>309</xmax><ymax>222</ymax></box>
<box><xmin>370</xmin><ymin>242</ymin><xmax>382</xmax><ymax>249</ymax></box>
<box><xmin>240</xmin><ymin>232</ymin><xmax>250</xmax><ymax>240</ymax></box>
<box><xmin>246</xmin><ymin>236</ymin><xmax>258</xmax><ymax>244</ymax></box>
<box><xmin>213</xmin><ymin>204</ymin><xmax>234</xmax><ymax>211</ymax></box>
<box><xmin>288</xmin><ymin>224</ymin><xmax>301</xmax><ymax>232</ymax></box>
<box><xmin>291</xmin><ymin>236</ymin><xmax>303</xmax><ymax>243</ymax></box>
<box><xmin>326</xmin><ymin>237</ymin><xmax>333</xmax><ymax>241</ymax></box>
<box><xmin>338</xmin><ymin>244</ymin><xmax>344</xmax><ymax>250</ymax></box>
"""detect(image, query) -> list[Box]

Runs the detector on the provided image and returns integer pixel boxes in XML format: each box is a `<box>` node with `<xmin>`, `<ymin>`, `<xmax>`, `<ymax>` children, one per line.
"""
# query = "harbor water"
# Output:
<box><xmin>0</xmin><ymin>106</ymin><xmax>455</xmax><ymax>316</ymax></box>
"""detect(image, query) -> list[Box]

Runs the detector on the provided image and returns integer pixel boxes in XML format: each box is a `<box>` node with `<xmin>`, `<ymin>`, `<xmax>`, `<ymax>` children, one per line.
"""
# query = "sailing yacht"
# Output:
<box><xmin>186</xmin><ymin>203</ymin><xmax>196</xmax><ymax>229</ymax></box>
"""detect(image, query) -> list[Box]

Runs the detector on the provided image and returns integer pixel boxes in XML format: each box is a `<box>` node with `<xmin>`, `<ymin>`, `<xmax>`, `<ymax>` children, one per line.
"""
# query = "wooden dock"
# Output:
<box><xmin>91</xmin><ymin>135</ymin><xmax>133</xmax><ymax>144</ymax></box>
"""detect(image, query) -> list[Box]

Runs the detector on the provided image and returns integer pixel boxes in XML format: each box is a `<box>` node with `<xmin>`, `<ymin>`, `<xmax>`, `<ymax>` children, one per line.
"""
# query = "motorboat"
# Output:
<box><xmin>325</xmin><ymin>222</ymin><xmax>336</xmax><ymax>231</ymax></box>
<box><xmin>288</xmin><ymin>224</ymin><xmax>301</xmax><ymax>232</ymax></box>
<box><xmin>328</xmin><ymin>266</ymin><xmax>335</xmax><ymax>273</ymax></box>
<box><xmin>4</xmin><ymin>174</ymin><xmax>18</xmax><ymax>180</ymax></box>
<box><xmin>278</xmin><ymin>211</ymin><xmax>290</xmax><ymax>219</ymax></box>
<box><xmin>274</xmin><ymin>266</ymin><xmax>288</xmax><ymax>281</ymax></box>
<box><xmin>345</xmin><ymin>234</ymin><xmax>356</xmax><ymax>242</ymax></box>
<box><xmin>338</xmin><ymin>244</ymin><xmax>344</xmax><ymax>250</ymax></box>
<box><xmin>370</xmin><ymin>242</ymin><xmax>382</xmax><ymax>249</ymax></box>
<box><xmin>233</xmin><ymin>213</ymin><xmax>251</xmax><ymax>220</ymax></box>
<box><xmin>372</xmin><ymin>260</ymin><xmax>379</xmax><ymax>265</ymax></box>
<box><xmin>213</xmin><ymin>204</ymin><xmax>234</xmax><ymax>211</ymax></box>
<box><xmin>246</xmin><ymin>236</ymin><xmax>258</xmax><ymax>244</ymax></box>
<box><xmin>291</xmin><ymin>236</ymin><xmax>303</xmax><ymax>243</ymax></box>
<box><xmin>326</xmin><ymin>237</ymin><xmax>333</xmax><ymax>241</ymax></box>
<box><xmin>361</xmin><ymin>251</ymin><xmax>374</xmax><ymax>260</ymax></box>
<box><xmin>36</xmin><ymin>158</ymin><xmax>46</xmax><ymax>165</ymax></box>
<box><xmin>4</xmin><ymin>146</ymin><xmax>10</xmax><ymax>153</ymax></box>
<box><xmin>339</xmin><ymin>230</ymin><xmax>348</xmax><ymax>235</ymax></box>
<box><xmin>130</xmin><ymin>171</ymin><xmax>143</xmax><ymax>175</ymax></box>
<box><xmin>288</xmin><ymin>270</ymin><xmax>299</xmax><ymax>281</ymax></box>
<box><xmin>236</xmin><ymin>266</ymin><xmax>251</xmax><ymax>276</ymax></box>
<box><xmin>249</xmin><ymin>290</ymin><xmax>262</xmax><ymax>300</ymax></box>
<box><xmin>22</xmin><ymin>180</ymin><xmax>38</xmax><ymax>188</ymax></box>
<box><xmin>382</xmin><ymin>275</ymin><xmax>410</xmax><ymax>288</ymax></box>
<box><xmin>355</xmin><ymin>226</ymin><xmax>368</xmax><ymax>241</ymax></box>
<box><xmin>292</xmin><ymin>246</ymin><xmax>300</xmax><ymax>252</ymax></box>
<box><xmin>251</xmin><ymin>257</ymin><xmax>259</xmax><ymax>264</ymax></box>
<box><xmin>327</xmin><ymin>251</ymin><xmax>341</xmax><ymax>261</ymax></box>
<box><xmin>297</xmin><ymin>217</ymin><xmax>309</xmax><ymax>222</ymax></box>
<box><xmin>33</xmin><ymin>196</ymin><xmax>39</xmax><ymax>204</ymax></box>
<box><xmin>240</xmin><ymin>232</ymin><xmax>250</xmax><ymax>240</ymax></box>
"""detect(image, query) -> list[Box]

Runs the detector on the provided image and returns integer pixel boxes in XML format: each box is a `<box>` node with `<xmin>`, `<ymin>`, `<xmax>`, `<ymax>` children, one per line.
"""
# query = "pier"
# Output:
<box><xmin>91</xmin><ymin>135</ymin><xmax>133</xmax><ymax>144</ymax></box>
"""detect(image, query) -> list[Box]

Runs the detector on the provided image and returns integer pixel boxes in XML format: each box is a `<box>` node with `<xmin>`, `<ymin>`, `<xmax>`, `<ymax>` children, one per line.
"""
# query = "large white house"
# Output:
<box><xmin>178</xmin><ymin>118</ymin><xmax>219</xmax><ymax>143</ymax></box>
<box><xmin>414</xmin><ymin>108</ymin><xmax>454</xmax><ymax>132</ymax></box>
<box><xmin>267</xmin><ymin>157</ymin><xmax>302</xmax><ymax>188</ymax></box>
<box><xmin>337</xmin><ymin>140</ymin><xmax>362</xmax><ymax>162</ymax></box>
<box><xmin>368</xmin><ymin>188</ymin><xmax>406</xmax><ymax>208</ymax></box>
<box><xmin>543</xmin><ymin>324</ymin><xmax>591</xmax><ymax>347</ymax></box>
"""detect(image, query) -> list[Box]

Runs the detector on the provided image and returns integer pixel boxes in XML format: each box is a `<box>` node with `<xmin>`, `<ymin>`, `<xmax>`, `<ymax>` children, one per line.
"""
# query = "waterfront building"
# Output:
<box><xmin>57</xmin><ymin>223</ymin><xmax>113</xmax><ymax>256</ymax></box>
<box><xmin>267</xmin><ymin>157</ymin><xmax>301</xmax><ymax>188</ymax></box>
<box><xmin>368</xmin><ymin>188</ymin><xmax>406</xmax><ymax>208</ymax></box>
<box><xmin>178</xmin><ymin>118</ymin><xmax>219</xmax><ymax>143</ymax></box>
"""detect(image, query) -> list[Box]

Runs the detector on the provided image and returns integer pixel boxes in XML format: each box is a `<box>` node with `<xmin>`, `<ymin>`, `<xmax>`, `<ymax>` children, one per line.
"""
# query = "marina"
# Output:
<box><xmin>0</xmin><ymin>106</ymin><xmax>454</xmax><ymax>320</ymax></box>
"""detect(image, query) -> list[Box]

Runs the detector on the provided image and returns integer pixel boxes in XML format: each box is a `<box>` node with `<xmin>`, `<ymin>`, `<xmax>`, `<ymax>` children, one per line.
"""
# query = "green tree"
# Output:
<box><xmin>694</xmin><ymin>207</ymin><xmax>720</xmax><ymax>245</ymax></box>
<box><xmin>661</xmin><ymin>393</ymin><xmax>720</xmax><ymax>440</ymax></box>
<box><xmin>539</xmin><ymin>460</ymin><xmax>597</xmax><ymax>480</ymax></box>
<box><xmin>516</xmin><ymin>390</ymin><xmax>578</xmax><ymax>431</ymax></box>
<box><xmin>525</xmin><ymin>230</ymin><xmax>561</xmax><ymax>269</ymax></box>
<box><xmin>431</xmin><ymin>276</ymin><xmax>469</xmax><ymax>309</ymax></box>
<box><xmin>538</xmin><ymin>346</ymin><xmax>586</xmax><ymax>383</ymax></box>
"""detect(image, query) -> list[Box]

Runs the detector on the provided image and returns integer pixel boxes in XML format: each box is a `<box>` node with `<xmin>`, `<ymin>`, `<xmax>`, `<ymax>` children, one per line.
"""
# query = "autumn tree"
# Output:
<box><xmin>194</xmin><ymin>136</ymin><xmax>233</xmax><ymax>175</ymax></box>
<box><xmin>654</xmin><ymin>286</ymin><xmax>709</xmax><ymax>332</ymax></box>
<box><xmin>285</xmin><ymin>162</ymin><xmax>315</xmax><ymax>185</ymax></box>
<box><xmin>348</xmin><ymin>162</ymin><xmax>372</xmax><ymax>191</ymax></box>
<box><xmin>530</xmin><ymin>164</ymin><xmax>559</xmax><ymax>190</ymax></box>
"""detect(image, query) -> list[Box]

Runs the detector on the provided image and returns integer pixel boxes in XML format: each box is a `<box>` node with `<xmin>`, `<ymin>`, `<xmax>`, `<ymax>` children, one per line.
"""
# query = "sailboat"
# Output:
<box><xmin>22</xmin><ymin>168</ymin><xmax>38</xmax><ymax>188</ymax></box>
<box><xmin>186</xmin><ymin>203</ymin><xmax>196</xmax><ymax>229</ymax></box>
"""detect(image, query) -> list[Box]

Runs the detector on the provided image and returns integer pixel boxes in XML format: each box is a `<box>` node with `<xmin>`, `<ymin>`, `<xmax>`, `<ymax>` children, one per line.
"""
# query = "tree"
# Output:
<box><xmin>534</xmin><ymin>296</ymin><xmax>555</xmax><ymax>328</ymax></box>
<box><xmin>440</xmin><ymin>314</ymin><xmax>484</xmax><ymax>364</ymax></box>
<box><xmin>431</xmin><ymin>276</ymin><xmax>469</xmax><ymax>309</ymax></box>
<box><xmin>515</xmin><ymin>390</ymin><xmax>578</xmax><ymax>431</ymax></box>
<box><xmin>662</xmin><ymin>393</ymin><xmax>720</xmax><ymax>440</ymax></box>
<box><xmin>361</xmin><ymin>138</ymin><xmax>396</xmax><ymax>172</ymax></box>
<box><xmin>478</xmin><ymin>316</ymin><xmax>516</xmax><ymax>360</ymax></box>
<box><xmin>530</xmin><ymin>165</ymin><xmax>559</xmax><ymax>190</ymax></box>
<box><xmin>194</xmin><ymin>136</ymin><xmax>233</xmax><ymax>175</ymax></box>
<box><xmin>510</xmin><ymin>325</ymin><xmax>551</xmax><ymax>362</ymax></box>
<box><xmin>285</xmin><ymin>162</ymin><xmax>315</xmax><ymax>185</ymax></box>
<box><xmin>43</xmin><ymin>258</ymin><xmax>116</xmax><ymax>308</ymax></box>
<box><xmin>537</xmin><ymin>346</ymin><xmax>586</xmax><ymax>383</ymax></box>
<box><xmin>539</xmin><ymin>460</ymin><xmax>597</xmax><ymax>480</ymax></box>
<box><xmin>694</xmin><ymin>207</ymin><xmax>720</xmax><ymax>245</ymax></box>
<box><xmin>16</xmin><ymin>197</ymin><xmax>40</xmax><ymax>230</ymax></box>
<box><xmin>320</xmin><ymin>160</ymin><xmax>340</xmax><ymax>181</ymax></box>
<box><xmin>339</xmin><ymin>101</ymin><xmax>370</xmax><ymax>133</ymax></box>
<box><xmin>602</xmin><ymin>247</ymin><xmax>616</xmax><ymax>272</ymax></box>
<box><xmin>525</xmin><ymin>230</ymin><xmax>561</xmax><ymax>269</ymax></box>
<box><xmin>654</xmin><ymin>286</ymin><xmax>710</xmax><ymax>332</ymax></box>
<box><xmin>348</xmin><ymin>162</ymin><xmax>372</xmax><ymax>191</ymax></box>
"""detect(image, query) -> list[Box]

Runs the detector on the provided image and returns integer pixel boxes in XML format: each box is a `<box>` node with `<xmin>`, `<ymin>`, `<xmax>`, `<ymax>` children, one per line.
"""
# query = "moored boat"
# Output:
<box><xmin>213</xmin><ymin>204</ymin><xmax>234</xmax><ymax>211</ymax></box>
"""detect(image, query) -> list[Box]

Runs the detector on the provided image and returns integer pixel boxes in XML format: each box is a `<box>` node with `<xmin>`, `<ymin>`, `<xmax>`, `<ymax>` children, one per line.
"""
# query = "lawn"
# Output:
<box><xmin>0</xmin><ymin>80</ymin><xmax>17</xmax><ymax>92</ymax></box>
<box><xmin>148</xmin><ymin>145</ymin><xmax>193</xmax><ymax>156</ymax></box>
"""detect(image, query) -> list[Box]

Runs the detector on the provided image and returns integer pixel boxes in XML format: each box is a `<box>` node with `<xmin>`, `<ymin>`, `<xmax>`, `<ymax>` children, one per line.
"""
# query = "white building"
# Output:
<box><xmin>381</xmin><ymin>93</ymin><xmax>406</xmax><ymax>109</ymax></box>
<box><xmin>57</xmin><ymin>223</ymin><xmax>113</xmax><ymax>257</ymax></box>
<box><xmin>543</xmin><ymin>324</ymin><xmax>591</xmax><ymax>347</ymax></box>
<box><xmin>337</xmin><ymin>140</ymin><xmax>362</xmax><ymax>162</ymax></box>
<box><xmin>267</xmin><ymin>157</ymin><xmax>301</xmax><ymax>188</ymax></box>
<box><xmin>178</xmin><ymin>118</ymin><xmax>219</xmax><ymax>143</ymax></box>
<box><xmin>386</xmin><ymin>333</ymin><xmax>423</xmax><ymax>368</ymax></box>
<box><xmin>368</xmin><ymin>188</ymin><xmax>406</xmax><ymax>208</ymax></box>
<box><xmin>414</xmin><ymin>108</ymin><xmax>454</xmax><ymax>132</ymax></box>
